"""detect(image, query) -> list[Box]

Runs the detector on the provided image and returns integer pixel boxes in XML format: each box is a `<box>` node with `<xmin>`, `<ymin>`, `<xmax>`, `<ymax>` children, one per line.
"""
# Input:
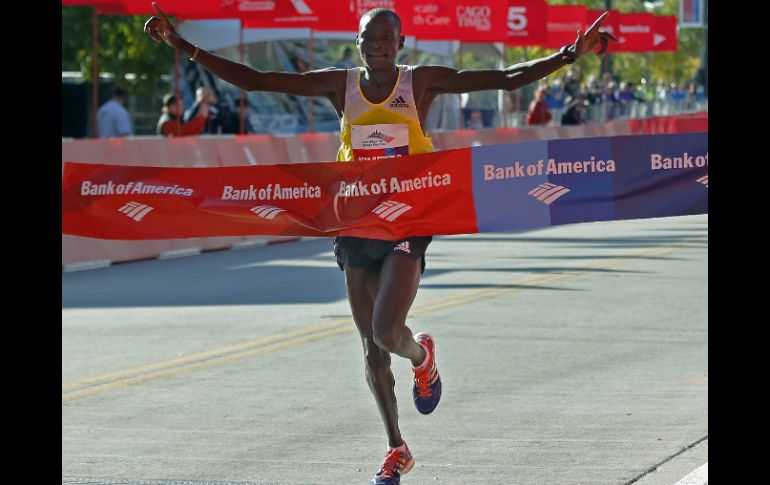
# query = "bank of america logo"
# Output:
<box><xmin>389</xmin><ymin>95</ymin><xmax>409</xmax><ymax>108</ymax></box>
<box><xmin>118</xmin><ymin>201</ymin><xmax>154</xmax><ymax>222</ymax></box>
<box><xmin>250</xmin><ymin>205</ymin><xmax>285</xmax><ymax>220</ymax></box>
<box><xmin>528</xmin><ymin>183</ymin><xmax>571</xmax><ymax>205</ymax></box>
<box><xmin>696</xmin><ymin>175</ymin><xmax>708</xmax><ymax>187</ymax></box>
<box><xmin>368</xmin><ymin>129</ymin><xmax>395</xmax><ymax>143</ymax></box>
<box><xmin>372</xmin><ymin>200</ymin><xmax>413</xmax><ymax>222</ymax></box>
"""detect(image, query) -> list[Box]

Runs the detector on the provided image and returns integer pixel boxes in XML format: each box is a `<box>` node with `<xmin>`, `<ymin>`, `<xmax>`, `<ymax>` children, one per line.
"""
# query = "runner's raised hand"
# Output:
<box><xmin>143</xmin><ymin>2</ymin><xmax>182</xmax><ymax>49</ymax></box>
<box><xmin>573</xmin><ymin>12</ymin><xmax>619</xmax><ymax>58</ymax></box>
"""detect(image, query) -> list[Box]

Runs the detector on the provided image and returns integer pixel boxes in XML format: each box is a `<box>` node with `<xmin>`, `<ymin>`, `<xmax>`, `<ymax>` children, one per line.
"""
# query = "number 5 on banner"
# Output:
<box><xmin>508</xmin><ymin>6</ymin><xmax>527</xmax><ymax>31</ymax></box>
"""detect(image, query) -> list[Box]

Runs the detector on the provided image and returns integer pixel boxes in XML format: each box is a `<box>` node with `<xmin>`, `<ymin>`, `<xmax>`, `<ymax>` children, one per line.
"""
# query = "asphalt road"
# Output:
<box><xmin>62</xmin><ymin>214</ymin><xmax>708</xmax><ymax>485</ymax></box>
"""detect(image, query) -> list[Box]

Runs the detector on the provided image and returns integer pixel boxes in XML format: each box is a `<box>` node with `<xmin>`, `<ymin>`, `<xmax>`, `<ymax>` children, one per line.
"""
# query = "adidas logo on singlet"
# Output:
<box><xmin>389</xmin><ymin>95</ymin><xmax>409</xmax><ymax>109</ymax></box>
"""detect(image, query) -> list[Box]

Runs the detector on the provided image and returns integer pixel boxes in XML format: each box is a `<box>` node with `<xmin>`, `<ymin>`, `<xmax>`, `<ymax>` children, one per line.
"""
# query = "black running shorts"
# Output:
<box><xmin>333</xmin><ymin>236</ymin><xmax>433</xmax><ymax>274</ymax></box>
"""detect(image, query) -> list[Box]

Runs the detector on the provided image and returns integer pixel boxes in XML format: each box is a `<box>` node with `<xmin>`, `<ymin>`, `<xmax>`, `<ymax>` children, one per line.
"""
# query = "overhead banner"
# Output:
<box><xmin>652</xmin><ymin>15</ymin><xmax>678</xmax><ymax>52</ymax></box>
<box><xmin>62</xmin><ymin>133</ymin><xmax>708</xmax><ymax>241</ymax></box>
<box><xmin>397</xmin><ymin>0</ymin><xmax>456</xmax><ymax>40</ymax></box>
<box><xmin>612</xmin><ymin>12</ymin><xmax>654</xmax><ymax>52</ymax></box>
<box><xmin>544</xmin><ymin>5</ymin><xmax>586</xmax><ymax>48</ymax></box>
<box><xmin>586</xmin><ymin>10</ymin><xmax>619</xmax><ymax>52</ymax></box>
<box><xmin>450</xmin><ymin>0</ymin><xmax>508</xmax><ymax>43</ymax></box>
<box><xmin>237</xmin><ymin>0</ymin><xmax>356</xmax><ymax>30</ymax></box>
<box><xmin>505</xmin><ymin>0</ymin><xmax>548</xmax><ymax>46</ymax></box>
<box><xmin>93</xmin><ymin>0</ymin><xmax>222</xmax><ymax>17</ymax></box>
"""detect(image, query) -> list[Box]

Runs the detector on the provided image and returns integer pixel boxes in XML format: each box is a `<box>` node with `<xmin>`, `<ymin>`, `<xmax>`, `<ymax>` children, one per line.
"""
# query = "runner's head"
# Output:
<box><xmin>356</xmin><ymin>9</ymin><xmax>404</xmax><ymax>70</ymax></box>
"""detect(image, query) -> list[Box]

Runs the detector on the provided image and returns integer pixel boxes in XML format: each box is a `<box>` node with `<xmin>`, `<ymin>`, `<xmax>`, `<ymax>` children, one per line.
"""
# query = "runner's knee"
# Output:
<box><xmin>363</xmin><ymin>338</ymin><xmax>388</xmax><ymax>363</ymax></box>
<box><xmin>372</xmin><ymin>325</ymin><xmax>401</xmax><ymax>354</ymax></box>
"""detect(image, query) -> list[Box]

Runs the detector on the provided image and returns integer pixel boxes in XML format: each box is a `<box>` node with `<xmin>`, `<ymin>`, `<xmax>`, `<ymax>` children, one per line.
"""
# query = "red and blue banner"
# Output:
<box><xmin>62</xmin><ymin>133</ymin><xmax>708</xmax><ymax>241</ymax></box>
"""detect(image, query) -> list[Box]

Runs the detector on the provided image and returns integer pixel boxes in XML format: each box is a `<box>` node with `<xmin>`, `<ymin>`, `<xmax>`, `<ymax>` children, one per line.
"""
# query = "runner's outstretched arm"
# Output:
<box><xmin>417</xmin><ymin>12</ymin><xmax>618</xmax><ymax>95</ymax></box>
<box><xmin>144</xmin><ymin>2</ymin><xmax>343</xmax><ymax>98</ymax></box>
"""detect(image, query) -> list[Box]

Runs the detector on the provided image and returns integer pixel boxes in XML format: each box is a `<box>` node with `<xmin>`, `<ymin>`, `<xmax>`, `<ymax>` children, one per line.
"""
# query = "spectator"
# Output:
<box><xmin>462</xmin><ymin>90</ymin><xmax>497</xmax><ymax>128</ymax></box>
<box><xmin>603</xmin><ymin>81</ymin><xmax>620</xmax><ymax>120</ymax></box>
<box><xmin>97</xmin><ymin>86</ymin><xmax>133</xmax><ymax>137</ymax></box>
<box><xmin>156</xmin><ymin>93</ymin><xmax>208</xmax><ymax>137</ymax></box>
<box><xmin>685</xmin><ymin>80</ymin><xmax>698</xmax><ymax>111</ymax></box>
<box><xmin>224</xmin><ymin>99</ymin><xmax>257</xmax><ymax>134</ymax></box>
<box><xmin>637</xmin><ymin>78</ymin><xmax>655</xmax><ymax>118</ymax></box>
<box><xmin>425</xmin><ymin>93</ymin><xmax>462</xmax><ymax>131</ymax></box>
<box><xmin>185</xmin><ymin>87</ymin><xmax>225</xmax><ymax>134</ymax></box>
<box><xmin>545</xmin><ymin>78</ymin><xmax>566</xmax><ymax>125</ymax></box>
<box><xmin>564</xmin><ymin>66</ymin><xmax>582</xmax><ymax>98</ymax></box>
<box><xmin>467</xmin><ymin>110</ymin><xmax>484</xmax><ymax>130</ymax></box>
<box><xmin>668</xmin><ymin>82</ymin><xmax>686</xmax><ymax>113</ymax></box>
<box><xmin>335</xmin><ymin>47</ymin><xmax>356</xmax><ymax>69</ymax></box>
<box><xmin>561</xmin><ymin>94</ymin><xmax>587</xmax><ymax>125</ymax></box>
<box><xmin>618</xmin><ymin>82</ymin><xmax>639</xmax><ymax>117</ymax></box>
<box><xmin>655</xmin><ymin>79</ymin><xmax>668</xmax><ymax>115</ymax></box>
<box><xmin>526</xmin><ymin>88</ymin><xmax>552</xmax><ymax>126</ymax></box>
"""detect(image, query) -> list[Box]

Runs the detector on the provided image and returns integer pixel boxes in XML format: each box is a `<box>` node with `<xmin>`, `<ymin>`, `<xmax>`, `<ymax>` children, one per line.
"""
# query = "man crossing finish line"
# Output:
<box><xmin>144</xmin><ymin>5</ymin><xmax>616</xmax><ymax>484</ymax></box>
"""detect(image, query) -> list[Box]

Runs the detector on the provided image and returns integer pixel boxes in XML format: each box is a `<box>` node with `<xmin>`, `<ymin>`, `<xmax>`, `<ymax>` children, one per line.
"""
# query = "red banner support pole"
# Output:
<box><xmin>174</xmin><ymin>48</ymin><xmax>181</xmax><ymax>136</ymax></box>
<box><xmin>91</xmin><ymin>6</ymin><xmax>99</xmax><ymax>138</ymax></box>
<box><xmin>308</xmin><ymin>28</ymin><xmax>315</xmax><ymax>132</ymax></box>
<box><xmin>499</xmin><ymin>42</ymin><xmax>507</xmax><ymax>128</ymax></box>
<box><xmin>458</xmin><ymin>42</ymin><xmax>464</xmax><ymax>128</ymax></box>
<box><xmin>239</xmin><ymin>19</ymin><xmax>245</xmax><ymax>134</ymax></box>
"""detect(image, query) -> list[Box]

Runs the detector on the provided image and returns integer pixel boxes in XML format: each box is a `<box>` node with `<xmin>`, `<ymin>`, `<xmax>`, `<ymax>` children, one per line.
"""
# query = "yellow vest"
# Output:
<box><xmin>337</xmin><ymin>65</ymin><xmax>434</xmax><ymax>162</ymax></box>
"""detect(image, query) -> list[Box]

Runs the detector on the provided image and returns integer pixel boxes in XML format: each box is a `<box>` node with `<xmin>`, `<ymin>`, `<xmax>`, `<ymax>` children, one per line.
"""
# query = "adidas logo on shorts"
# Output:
<box><xmin>394</xmin><ymin>241</ymin><xmax>411</xmax><ymax>254</ymax></box>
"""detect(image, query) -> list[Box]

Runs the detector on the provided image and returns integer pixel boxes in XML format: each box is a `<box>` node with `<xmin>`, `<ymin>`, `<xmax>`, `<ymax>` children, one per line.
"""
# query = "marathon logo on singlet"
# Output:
<box><xmin>388</xmin><ymin>95</ymin><xmax>409</xmax><ymax>109</ymax></box>
<box><xmin>351</xmin><ymin>123</ymin><xmax>409</xmax><ymax>161</ymax></box>
<box><xmin>368</xmin><ymin>129</ymin><xmax>396</xmax><ymax>143</ymax></box>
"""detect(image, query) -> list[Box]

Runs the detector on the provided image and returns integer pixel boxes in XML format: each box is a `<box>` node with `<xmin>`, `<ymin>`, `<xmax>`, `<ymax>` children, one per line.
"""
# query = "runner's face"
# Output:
<box><xmin>356</xmin><ymin>15</ymin><xmax>403</xmax><ymax>70</ymax></box>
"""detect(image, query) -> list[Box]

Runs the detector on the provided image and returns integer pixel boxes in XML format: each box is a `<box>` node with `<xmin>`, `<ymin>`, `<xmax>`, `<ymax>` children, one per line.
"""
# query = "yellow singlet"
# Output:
<box><xmin>337</xmin><ymin>65</ymin><xmax>434</xmax><ymax>162</ymax></box>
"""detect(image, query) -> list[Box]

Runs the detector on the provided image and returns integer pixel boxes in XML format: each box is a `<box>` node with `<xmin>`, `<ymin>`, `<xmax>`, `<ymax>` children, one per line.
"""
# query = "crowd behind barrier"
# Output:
<box><xmin>62</xmin><ymin>112</ymin><xmax>707</xmax><ymax>270</ymax></box>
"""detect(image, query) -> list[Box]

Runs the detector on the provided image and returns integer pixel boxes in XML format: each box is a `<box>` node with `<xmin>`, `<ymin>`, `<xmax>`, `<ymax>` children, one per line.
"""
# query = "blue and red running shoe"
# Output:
<box><xmin>371</xmin><ymin>442</ymin><xmax>415</xmax><ymax>485</ymax></box>
<box><xmin>412</xmin><ymin>332</ymin><xmax>442</xmax><ymax>415</ymax></box>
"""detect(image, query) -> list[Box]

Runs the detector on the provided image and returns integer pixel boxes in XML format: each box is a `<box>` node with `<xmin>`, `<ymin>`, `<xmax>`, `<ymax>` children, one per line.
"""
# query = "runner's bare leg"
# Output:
<box><xmin>346</xmin><ymin>266</ymin><xmax>403</xmax><ymax>448</ymax></box>
<box><xmin>372</xmin><ymin>255</ymin><xmax>425</xmax><ymax>367</ymax></box>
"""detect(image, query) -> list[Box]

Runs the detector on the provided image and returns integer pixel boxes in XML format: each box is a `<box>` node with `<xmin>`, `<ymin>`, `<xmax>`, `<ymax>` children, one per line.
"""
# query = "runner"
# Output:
<box><xmin>144</xmin><ymin>5</ymin><xmax>616</xmax><ymax>484</ymax></box>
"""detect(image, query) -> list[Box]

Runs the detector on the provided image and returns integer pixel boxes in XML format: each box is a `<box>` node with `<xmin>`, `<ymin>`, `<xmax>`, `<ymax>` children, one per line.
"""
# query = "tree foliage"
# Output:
<box><xmin>62</xmin><ymin>6</ymin><xmax>175</xmax><ymax>95</ymax></box>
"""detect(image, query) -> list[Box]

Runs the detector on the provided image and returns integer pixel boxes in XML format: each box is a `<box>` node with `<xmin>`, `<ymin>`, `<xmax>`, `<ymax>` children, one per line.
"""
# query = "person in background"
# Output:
<box><xmin>526</xmin><ymin>87</ymin><xmax>552</xmax><ymax>126</ymax></box>
<box><xmin>225</xmin><ymin>99</ymin><xmax>257</xmax><ymax>134</ymax></box>
<box><xmin>97</xmin><ymin>86</ymin><xmax>133</xmax><ymax>138</ymax></box>
<box><xmin>617</xmin><ymin>82</ymin><xmax>638</xmax><ymax>117</ymax></box>
<box><xmin>425</xmin><ymin>93</ymin><xmax>462</xmax><ymax>131</ymax></box>
<box><xmin>185</xmin><ymin>87</ymin><xmax>224</xmax><ymax>134</ymax></box>
<box><xmin>654</xmin><ymin>78</ymin><xmax>668</xmax><ymax>115</ymax></box>
<box><xmin>335</xmin><ymin>47</ymin><xmax>357</xmax><ymax>69</ymax></box>
<box><xmin>461</xmin><ymin>90</ymin><xmax>498</xmax><ymax>128</ymax></box>
<box><xmin>603</xmin><ymin>80</ymin><xmax>619</xmax><ymax>120</ymax></box>
<box><xmin>668</xmin><ymin>82</ymin><xmax>686</xmax><ymax>114</ymax></box>
<box><xmin>156</xmin><ymin>93</ymin><xmax>208</xmax><ymax>137</ymax></box>
<box><xmin>545</xmin><ymin>78</ymin><xmax>566</xmax><ymax>125</ymax></box>
<box><xmin>560</xmin><ymin>93</ymin><xmax>587</xmax><ymax>125</ymax></box>
<box><xmin>563</xmin><ymin>66</ymin><xmax>582</xmax><ymax>98</ymax></box>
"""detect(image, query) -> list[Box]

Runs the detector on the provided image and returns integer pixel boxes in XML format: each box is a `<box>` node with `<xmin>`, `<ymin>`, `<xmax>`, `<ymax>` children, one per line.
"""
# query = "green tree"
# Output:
<box><xmin>61</xmin><ymin>6</ymin><xmax>175</xmax><ymax>95</ymax></box>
